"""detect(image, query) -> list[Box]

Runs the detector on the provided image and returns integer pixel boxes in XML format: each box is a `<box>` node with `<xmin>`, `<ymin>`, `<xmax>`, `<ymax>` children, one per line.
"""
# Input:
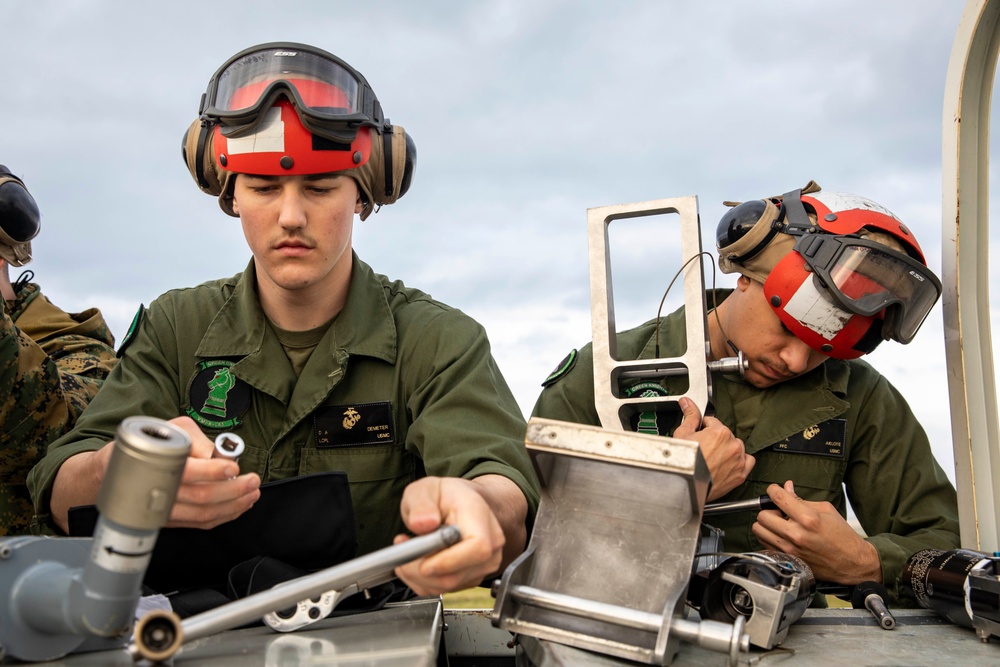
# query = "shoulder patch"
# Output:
<box><xmin>541</xmin><ymin>349</ymin><xmax>578</xmax><ymax>387</ymax></box>
<box><xmin>117</xmin><ymin>304</ymin><xmax>146</xmax><ymax>358</ymax></box>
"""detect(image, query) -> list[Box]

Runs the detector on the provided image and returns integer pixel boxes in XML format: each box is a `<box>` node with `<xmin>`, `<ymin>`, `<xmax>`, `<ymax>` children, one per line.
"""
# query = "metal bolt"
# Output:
<box><xmin>0</xmin><ymin>544</ymin><xmax>11</xmax><ymax>559</ymax></box>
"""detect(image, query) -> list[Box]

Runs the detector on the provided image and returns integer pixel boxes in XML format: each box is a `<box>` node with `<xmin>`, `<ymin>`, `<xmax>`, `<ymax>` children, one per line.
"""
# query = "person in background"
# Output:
<box><xmin>533</xmin><ymin>181</ymin><xmax>959</xmax><ymax>603</ymax></box>
<box><xmin>0</xmin><ymin>164</ymin><xmax>116</xmax><ymax>535</ymax></box>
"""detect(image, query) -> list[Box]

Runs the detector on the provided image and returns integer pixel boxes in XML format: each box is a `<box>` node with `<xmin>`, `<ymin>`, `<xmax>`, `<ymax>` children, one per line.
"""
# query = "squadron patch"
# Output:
<box><xmin>314</xmin><ymin>402</ymin><xmax>395</xmax><ymax>448</ymax></box>
<box><xmin>116</xmin><ymin>304</ymin><xmax>145</xmax><ymax>358</ymax></box>
<box><xmin>541</xmin><ymin>350</ymin><xmax>578</xmax><ymax>387</ymax></box>
<box><xmin>186</xmin><ymin>360</ymin><xmax>251</xmax><ymax>430</ymax></box>
<box><xmin>624</xmin><ymin>382</ymin><xmax>670</xmax><ymax>435</ymax></box>
<box><xmin>771</xmin><ymin>418</ymin><xmax>847</xmax><ymax>459</ymax></box>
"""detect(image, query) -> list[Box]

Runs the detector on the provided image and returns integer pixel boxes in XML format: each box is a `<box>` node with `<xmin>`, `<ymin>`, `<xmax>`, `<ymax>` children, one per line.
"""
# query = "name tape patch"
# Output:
<box><xmin>315</xmin><ymin>401</ymin><xmax>395</xmax><ymax>448</ymax></box>
<box><xmin>771</xmin><ymin>418</ymin><xmax>847</xmax><ymax>459</ymax></box>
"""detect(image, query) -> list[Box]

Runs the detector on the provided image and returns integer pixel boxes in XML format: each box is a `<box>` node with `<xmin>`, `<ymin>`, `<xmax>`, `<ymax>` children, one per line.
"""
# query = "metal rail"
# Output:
<box><xmin>943</xmin><ymin>0</ymin><xmax>1000</xmax><ymax>551</ymax></box>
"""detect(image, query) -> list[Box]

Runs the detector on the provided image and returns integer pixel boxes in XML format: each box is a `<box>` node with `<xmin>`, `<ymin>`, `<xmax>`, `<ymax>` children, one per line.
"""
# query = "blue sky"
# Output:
<box><xmin>2</xmin><ymin>1</ymin><xmax>984</xmax><ymax>484</ymax></box>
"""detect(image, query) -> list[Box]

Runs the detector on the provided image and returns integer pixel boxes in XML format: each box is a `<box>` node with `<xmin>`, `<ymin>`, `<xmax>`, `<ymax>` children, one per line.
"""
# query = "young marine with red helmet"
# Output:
<box><xmin>28</xmin><ymin>43</ymin><xmax>539</xmax><ymax>598</ymax></box>
<box><xmin>533</xmin><ymin>181</ymin><xmax>959</xmax><ymax>604</ymax></box>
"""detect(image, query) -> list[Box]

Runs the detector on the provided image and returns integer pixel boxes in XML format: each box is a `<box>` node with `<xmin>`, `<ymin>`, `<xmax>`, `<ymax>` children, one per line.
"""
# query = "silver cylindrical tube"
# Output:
<box><xmin>78</xmin><ymin>418</ymin><xmax>190</xmax><ymax>638</ymax></box>
<box><xmin>6</xmin><ymin>417</ymin><xmax>190</xmax><ymax>661</ymax></box>
<box><xmin>98</xmin><ymin>416</ymin><xmax>192</xmax><ymax>530</ymax></box>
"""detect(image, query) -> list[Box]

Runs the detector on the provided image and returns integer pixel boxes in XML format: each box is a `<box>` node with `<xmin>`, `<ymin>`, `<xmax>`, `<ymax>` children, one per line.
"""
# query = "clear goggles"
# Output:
<box><xmin>793</xmin><ymin>233</ymin><xmax>942</xmax><ymax>344</ymax></box>
<box><xmin>200</xmin><ymin>43</ymin><xmax>383</xmax><ymax>144</ymax></box>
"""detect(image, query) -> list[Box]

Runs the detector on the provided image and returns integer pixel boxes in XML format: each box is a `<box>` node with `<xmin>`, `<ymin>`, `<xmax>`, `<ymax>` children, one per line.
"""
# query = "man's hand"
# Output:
<box><xmin>162</xmin><ymin>417</ymin><xmax>261</xmax><ymax>529</ymax></box>
<box><xmin>394</xmin><ymin>475</ymin><xmax>524</xmax><ymax>596</ymax></box>
<box><xmin>51</xmin><ymin>416</ymin><xmax>261</xmax><ymax>533</ymax></box>
<box><xmin>753</xmin><ymin>480</ymin><xmax>881</xmax><ymax>584</ymax></box>
<box><xmin>673</xmin><ymin>397</ymin><xmax>754</xmax><ymax>501</ymax></box>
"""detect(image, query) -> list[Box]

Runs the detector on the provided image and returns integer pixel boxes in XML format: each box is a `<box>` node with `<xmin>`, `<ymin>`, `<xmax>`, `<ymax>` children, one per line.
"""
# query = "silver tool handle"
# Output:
<box><xmin>703</xmin><ymin>494</ymin><xmax>778</xmax><ymax>516</ymax></box>
<box><xmin>130</xmin><ymin>525</ymin><xmax>461</xmax><ymax>662</ymax></box>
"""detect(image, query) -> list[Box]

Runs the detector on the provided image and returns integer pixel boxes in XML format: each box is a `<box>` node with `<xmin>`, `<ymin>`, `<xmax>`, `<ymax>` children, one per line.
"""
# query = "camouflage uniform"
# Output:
<box><xmin>1</xmin><ymin>282</ymin><xmax>116</xmax><ymax>535</ymax></box>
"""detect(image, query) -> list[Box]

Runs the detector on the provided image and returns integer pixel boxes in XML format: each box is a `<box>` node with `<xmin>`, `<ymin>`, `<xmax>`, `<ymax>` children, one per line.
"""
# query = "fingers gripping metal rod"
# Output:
<box><xmin>130</xmin><ymin>526</ymin><xmax>461</xmax><ymax>662</ymax></box>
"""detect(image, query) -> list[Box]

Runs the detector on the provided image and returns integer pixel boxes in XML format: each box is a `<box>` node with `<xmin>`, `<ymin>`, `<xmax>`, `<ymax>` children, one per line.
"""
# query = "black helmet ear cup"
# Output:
<box><xmin>399</xmin><ymin>130</ymin><xmax>416</xmax><ymax>198</ymax></box>
<box><xmin>717</xmin><ymin>199</ymin><xmax>768</xmax><ymax>248</ymax></box>
<box><xmin>0</xmin><ymin>172</ymin><xmax>41</xmax><ymax>244</ymax></box>
<box><xmin>182</xmin><ymin>119</ymin><xmax>224</xmax><ymax>196</ymax></box>
<box><xmin>716</xmin><ymin>198</ymin><xmax>787</xmax><ymax>266</ymax></box>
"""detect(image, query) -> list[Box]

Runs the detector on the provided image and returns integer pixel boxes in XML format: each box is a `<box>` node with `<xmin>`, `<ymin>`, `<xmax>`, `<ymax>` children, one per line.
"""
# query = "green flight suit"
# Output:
<box><xmin>28</xmin><ymin>256</ymin><xmax>539</xmax><ymax>558</ymax></box>
<box><xmin>532</xmin><ymin>292</ymin><xmax>960</xmax><ymax>604</ymax></box>
<box><xmin>2</xmin><ymin>282</ymin><xmax>116</xmax><ymax>535</ymax></box>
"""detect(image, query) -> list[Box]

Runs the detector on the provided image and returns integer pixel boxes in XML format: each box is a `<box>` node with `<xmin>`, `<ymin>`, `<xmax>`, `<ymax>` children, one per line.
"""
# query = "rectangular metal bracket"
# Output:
<box><xmin>587</xmin><ymin>196</ymin><xmax>712</xmax><ymax>430</ymax></box>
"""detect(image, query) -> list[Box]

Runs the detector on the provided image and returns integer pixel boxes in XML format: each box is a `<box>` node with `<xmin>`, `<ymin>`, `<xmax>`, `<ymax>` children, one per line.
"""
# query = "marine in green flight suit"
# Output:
<box><xmin>28</xmin><ymin>42</ymin><xmax>539</xmax><ymax>597</ymax></box>
<box><xmin>534</xmin><ymin>183</ymin><xmax>960</xmax><ymax>604</ymax></box>
<box><xmin>29</xmin><ymin>254</ymin><xmax>538</xmax><ymax>559</ymax></box>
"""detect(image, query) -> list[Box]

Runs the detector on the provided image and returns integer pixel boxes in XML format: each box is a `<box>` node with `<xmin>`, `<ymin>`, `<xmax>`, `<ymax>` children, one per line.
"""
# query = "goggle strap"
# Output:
<box><xmin>195</xmin><ymin>120</ymin><xmax>213</xmax><ymax>190</ymax></box>
<box><xmin>382</xmin><ymin>124</ymin><xmax>394</xmax><ymax>197</ymax></box>
<box><xmin>369</xmin><ymin>96</ymin><xmax>384</xmax><ymax>127</ymax></box>
<box><xmin>779</xmin><ymin>189</ymin><xmax>816</xmax><ymax>235</ymax></box>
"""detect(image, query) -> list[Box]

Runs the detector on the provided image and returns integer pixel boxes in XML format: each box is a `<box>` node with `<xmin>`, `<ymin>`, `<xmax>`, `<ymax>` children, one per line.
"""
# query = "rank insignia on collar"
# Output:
<box><xmin>186</xmin><ymin>360</ymin><xmax>252</xmax><ymax>430</ymax></box>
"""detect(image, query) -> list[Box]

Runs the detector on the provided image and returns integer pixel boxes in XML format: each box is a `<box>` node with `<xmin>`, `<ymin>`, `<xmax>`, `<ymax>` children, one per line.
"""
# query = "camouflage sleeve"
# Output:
<box><xmin>0</xmin><ymin>303</ymin><xmax>117</xmax><ymax>535</ymax></box>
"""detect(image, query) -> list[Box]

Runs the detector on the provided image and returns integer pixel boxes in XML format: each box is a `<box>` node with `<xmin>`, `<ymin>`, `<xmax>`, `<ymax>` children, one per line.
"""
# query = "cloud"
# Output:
<box><xmin>2</xmin><ymin>0</ymin><xmax>982</xmax><ymax>492</ymax></box>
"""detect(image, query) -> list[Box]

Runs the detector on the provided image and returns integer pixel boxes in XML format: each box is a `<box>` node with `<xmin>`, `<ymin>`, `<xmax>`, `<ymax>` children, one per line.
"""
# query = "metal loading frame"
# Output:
<box><xmin>587</xmin><ymin>196</ymin><xmax>713</xmax><ymax>429</ymax></box>
<box><xmin>492</xmin><ymin>418</ymin><xmax>747</xmax><ymax>665</ymax></box>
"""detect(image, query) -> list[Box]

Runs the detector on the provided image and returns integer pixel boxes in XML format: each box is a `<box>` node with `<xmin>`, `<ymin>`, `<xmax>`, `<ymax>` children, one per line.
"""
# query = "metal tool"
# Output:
<box><xmin>492</xmin><ymin>419</ymin><xmax>748</xmax><ymax>665</ymax></box>
<box><xmin>130</xmin><ymin>525</ymin><xmax>462</xmax><ymax>663</ymax></box>
<box><xmin>694</xmin><ymin>551</ymin><xmax>815</xmax><ymax>650</ymax></box>
<box><xmin>852</xmin><ymin>581</ymin><xmax>895</xmax><ymax>630</ymax></box>
<box><xmin>902</xmin><ymin>548</ymin><xmax>1000</xmax><ymax>641</ymax></box>
<box><xmin>587</xmin><ymin>197</ymin><xmax>746</xmax><ymax>430</ymax></box>
<box><xmin>494</xmin><ymin>198</ymin><xmax>752</xmax><ymax>665</ymax></box>
<box><xmin>213</xmin><ymin>432</ymin><xmax>245</xmax><ymax>461</ymax></box>
<box><xmin>703</xmin><ymin>495</ymin><xmax>779</xmax><ymax>517</ymax></box>
<box><xmin>0</xmin><ymin>417</ymin><xmax>190</xmax><ymax>662</ymax></box>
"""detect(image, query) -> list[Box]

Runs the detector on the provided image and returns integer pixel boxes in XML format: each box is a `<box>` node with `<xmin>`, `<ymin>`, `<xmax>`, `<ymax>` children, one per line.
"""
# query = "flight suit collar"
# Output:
<box><xmin>196</xmin><ymin>260</ymin><xmax>270</xmax><ymax>359</ymax></box>
<box><xmin>195</xmin><ymin>254</ymin><xmax>398</xmax><ymax>406</ymax></box>
<box><xmin>719</xmin><ymin>362</ymin><xmax>851</xmax><ymax>454</ymax></box>
<box><xmin>638</xmin><ymin>291</ymin><xmax>852</xmax><ymax>452</ymax></box>
<box><xmin>329</xmin><ymin>253</ymin><xmax>397</xmax><ymax>365</ymax></box>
